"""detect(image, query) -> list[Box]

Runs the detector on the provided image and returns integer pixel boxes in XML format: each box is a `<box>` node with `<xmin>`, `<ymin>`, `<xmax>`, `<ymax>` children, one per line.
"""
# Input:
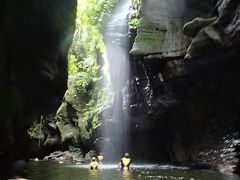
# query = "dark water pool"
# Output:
<box><xmin>28</xmin><ymin>162</ymin><xmax>240</xmax><ymax>180</ymax></box>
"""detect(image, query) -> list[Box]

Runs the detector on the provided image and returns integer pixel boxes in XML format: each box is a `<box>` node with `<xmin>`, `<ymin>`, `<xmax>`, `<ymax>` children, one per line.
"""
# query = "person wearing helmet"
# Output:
<box><xmin>9</xmin><ymin>160</ymin><xmax>29</xmax><ymax>180</ymax></box>
<box><xmin>97</xmin><ymin>153</ymin><xmax>104</xmax><ymax>163</ymax></box>
<box><xmin>89</xmin><ymin>157</ymin><xmax>98</xmax><ymax>170</ymax></box>
<box><xmin>119</xmin><ymin>153</ymin><xmax>132</xmax><ymax>170</ymax></box>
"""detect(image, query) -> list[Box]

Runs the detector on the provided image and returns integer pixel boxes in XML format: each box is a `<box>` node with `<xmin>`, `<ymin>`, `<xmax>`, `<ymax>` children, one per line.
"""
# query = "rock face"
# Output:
<box><xmin>0</xmin><ymin>0</ymin><xmax>76</xmax><ymax>174</ymax></box>
<box><xmin>130</xmin><ymin>0</ymin><xmax>189</xmax><ymax>58</ymax></box>
<box><xmin>128</xmin><ymin>0</ymin><xmax>240</xmax><ymax>173</ymax></box>
<box><xmin>184</xmin><ymin>0</ymin><xmax>240</xmax><ymax>59</ymax></box>
<box><xmin>43</xmin><ymin>146</ymin><xmax>83</xmax><ymax>163</ymax></box>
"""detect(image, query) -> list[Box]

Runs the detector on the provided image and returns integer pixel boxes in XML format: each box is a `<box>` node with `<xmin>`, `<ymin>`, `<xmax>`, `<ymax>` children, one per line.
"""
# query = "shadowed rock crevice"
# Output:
<box><xmin>0</xmin><ymin>0</ymin><xmax>240</xmax><ymax>176</ymax></box>
<box><xmin>0</xmin><ymin>0</ymin><xmax>77</xmax><ymax>174</ymax></box>
<box><xmin>184</xmin><ymin>0</ymin><xmax>240</xmax><ymax>59</ymax></box>
<box><xmin>127</xmin><ymin>0</ymin><xmax>240</xmax><ymax>173</ymax></box>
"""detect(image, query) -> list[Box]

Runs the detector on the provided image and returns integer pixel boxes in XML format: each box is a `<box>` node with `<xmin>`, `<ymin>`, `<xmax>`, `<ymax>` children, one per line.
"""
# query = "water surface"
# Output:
<box><xmin>28</xmin><ymin>162</ymin><xmax>240</xmax><ymax>180</ymax></box>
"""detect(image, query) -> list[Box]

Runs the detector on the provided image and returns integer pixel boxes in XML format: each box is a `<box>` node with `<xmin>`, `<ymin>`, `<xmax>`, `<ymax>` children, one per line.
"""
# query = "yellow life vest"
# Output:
<box><xmin>90</xmin><ymin>161</ymin><xmax>98</xmax><ymax>170</ymax></box>
<box><xmin>98</xmin><ymin>155</ymin><xmax>103</xmax><ymax>161</ymax></box>
<box><xmin>122</xmin><ymin>158</ymin><xmax>131</xmax><ymax>170</ymax></box>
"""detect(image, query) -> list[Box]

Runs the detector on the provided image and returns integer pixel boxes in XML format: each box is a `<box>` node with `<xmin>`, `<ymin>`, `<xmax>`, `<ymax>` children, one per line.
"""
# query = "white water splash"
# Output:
<box><xmin>68</xmin><ymin>163</ymin><xmax>189</xmax><ymax>170</ymax></box>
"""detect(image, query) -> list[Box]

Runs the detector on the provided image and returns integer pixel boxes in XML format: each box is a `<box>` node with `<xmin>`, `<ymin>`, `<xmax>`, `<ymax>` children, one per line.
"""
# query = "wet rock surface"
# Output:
<box><xmin>0</xmin><ymin>0</ymin><xmax>76</xmax><ymax>174</ymax></box>
<box><xmin>207</xmin><ymin>133</ymin><xmax>240</xmax><ymax>173</ymax></box>
<box><xmin>43</xmin><ymin>146</ymin><xmax>84</xmax><ymax>163</ymax></box>
<box><xmin>130</xmin><ymin>0</ymin><xmax>189</xmax><ymax>58</ymax></box>
<box><xmin>184</xmin><ymin>0</ymin><xmax>240</xmax><ymax>59</ymax></box>
<box><xmin>128</xmin><ymin>0</ymin><xmax>240</xmax><ymax>173</ymax></box>
<box><xmin>0</xmin><ymin>0</ymin><xmax>239</xmax><ymax>176</ymax></box>
<box><xmin>84</xmin><ymin>150</ymin><xmax>96</xmax><ymax>162</ymax></box>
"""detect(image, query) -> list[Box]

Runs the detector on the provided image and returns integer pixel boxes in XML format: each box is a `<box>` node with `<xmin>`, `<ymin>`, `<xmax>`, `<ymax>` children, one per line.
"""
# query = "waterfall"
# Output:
<box><xmin>101</xmin><ymin>0</ymin><xmax>132</xmax><ymax>162</ymax></box>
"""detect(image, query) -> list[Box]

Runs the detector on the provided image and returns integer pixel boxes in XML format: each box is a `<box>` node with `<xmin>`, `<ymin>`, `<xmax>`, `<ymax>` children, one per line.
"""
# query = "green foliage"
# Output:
<box><xmin>27</xmin><ymin>121</ymin><xmax>44</xmax><ymax>140</ymax></box>
<box><xmin>129</xmin><ymin>0</ymin><xmax>142</xmax><ymax>29</ymax></box>
<box><xmin>129</xmin><ymin>18</ymin><xmax>142</xmax><ymax>29</ymax></box>
<box><xmin>67</xmin><ymin>0</ymin><xmax>116</xmax><ymax>140</ymax></box>
<box><xmin>132</xmin><ymin>0</ymin><xmax>141</xmax><ymax>15</ymax></box>
<box><xmin>68</xmin><ymin>54</ymin><xmax>79</xmax><ymax>75</ymax></box>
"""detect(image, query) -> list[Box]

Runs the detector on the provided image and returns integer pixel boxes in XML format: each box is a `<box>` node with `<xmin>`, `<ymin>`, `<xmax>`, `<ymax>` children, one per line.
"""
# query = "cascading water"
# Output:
<box><xmin>101</xmin><ymin>0</ymin><xmax>132</xmax><ymax>162</ymax></box>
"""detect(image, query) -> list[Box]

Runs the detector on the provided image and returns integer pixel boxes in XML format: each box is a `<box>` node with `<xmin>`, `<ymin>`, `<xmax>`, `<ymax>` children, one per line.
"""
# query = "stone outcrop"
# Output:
<box><xmin>128</xmin><ymin>0</ymin><xmax>240</xmax><ymax>173</ymax></box>
<box><xmin>43</xmin><ymin>146</ymin><xmax>83</xmax><ymax>163</ymax></box>
<box><xmin>184</xmin><ymin>0</ymin><xmax>240</xmax><ymax>59</ymax></box>
<box><xmin>55</xmin><ymin>77</ymin><xmax>83</xmax><ymax>144</ymax></box>
<box><xmin>0</xmin><ymin>0</ymin><xmax>239</xmax><ymax>175</ymax></box>
<box><xmin>0</xmin><ymin>0</ymin><xmax>76</xmax><ymax>174</ymax></box>
<box><xmin>130</xmin><ymin>0</ymin><xmax>189</xmax><ymax>61</ymax></box>
<box><xmin>28</xmin><ymin>75</ymin><xmax>102</xmax><ymax>155</ymax></box>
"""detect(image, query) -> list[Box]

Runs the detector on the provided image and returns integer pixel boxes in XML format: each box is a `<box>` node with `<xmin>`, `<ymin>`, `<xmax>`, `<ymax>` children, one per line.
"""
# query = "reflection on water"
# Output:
<box><xmin>29</xmin><ymin>162</ymin><xmax>240</xmax><ymax>180</ymax></box>
<box><xmin>122</xmin><ymin>170</ymin><xmax>132</xmax><ymax>180</ymax></box>
<box><xmin>89</xmin><ymin>170</ymin><xmax>98</xmax><ymax>180</ymax></box>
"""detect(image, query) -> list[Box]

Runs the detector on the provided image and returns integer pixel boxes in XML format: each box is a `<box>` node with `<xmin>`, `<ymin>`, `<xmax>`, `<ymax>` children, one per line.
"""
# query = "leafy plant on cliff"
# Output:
<box><xmin>129</xmin><ymin>0</ymin><xmax>142</xmax><ymax>29</ymax></box>
<box><xmin>68</xmin><ymin>0</ymin><xmax>116</xmax><ymax>139</ymax></box>
<box><xmin>129</xmin><ymin>18</ymin><xmax>142</xmax><ymax>29</ymax></box>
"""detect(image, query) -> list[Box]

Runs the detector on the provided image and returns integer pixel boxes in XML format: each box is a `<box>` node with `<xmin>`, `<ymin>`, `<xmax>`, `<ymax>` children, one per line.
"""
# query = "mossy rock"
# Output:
<box><xmin>130</xmin><ymin>28</ymin><xmax>166</xmax><ymax>55</ymax></box>
<box><xmin>56</xmin><ymin>120</ymin><xmax>80</xmax><ymax>142</ymax></box>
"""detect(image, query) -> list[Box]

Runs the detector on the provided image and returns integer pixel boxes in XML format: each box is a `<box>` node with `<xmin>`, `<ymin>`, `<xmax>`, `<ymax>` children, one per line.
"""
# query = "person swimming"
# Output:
<box><xmin>119</xmin><ymin>153</ymin><xmax>132</xmax><ymax>170</ymax></box>
<box><xmin>9</xmin><ymin>160</ymin><xmax>29</xmax><ymax>180</ymax></box>
<box><xmin>89</xmin><ymin>157</ymin><xmax>98</xmax><ymax>170</ymax></box>
<box><xmin>97</xmin><ymin>153</ymin><xmax>104</xmax><ymax>163</ymax></box>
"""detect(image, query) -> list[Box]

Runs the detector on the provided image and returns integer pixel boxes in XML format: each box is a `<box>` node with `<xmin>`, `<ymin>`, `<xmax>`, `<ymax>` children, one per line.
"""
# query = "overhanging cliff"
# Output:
<box><xmin>128</xmin><ymin>0</ymin><xmax>240</xmax><ymax>173</ymax></box>
<box><xmin>0</xmin><ymin>0</ymin><xmax>77</xmax><ymax>174</ymax></box>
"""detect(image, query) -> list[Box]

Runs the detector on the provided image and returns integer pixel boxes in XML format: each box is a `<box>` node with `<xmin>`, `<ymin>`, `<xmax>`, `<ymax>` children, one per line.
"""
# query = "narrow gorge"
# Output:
<box><xmin>0</xmin><ymin>0</ymin><xmax>240</xmax><ymax>177</ymax></box>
